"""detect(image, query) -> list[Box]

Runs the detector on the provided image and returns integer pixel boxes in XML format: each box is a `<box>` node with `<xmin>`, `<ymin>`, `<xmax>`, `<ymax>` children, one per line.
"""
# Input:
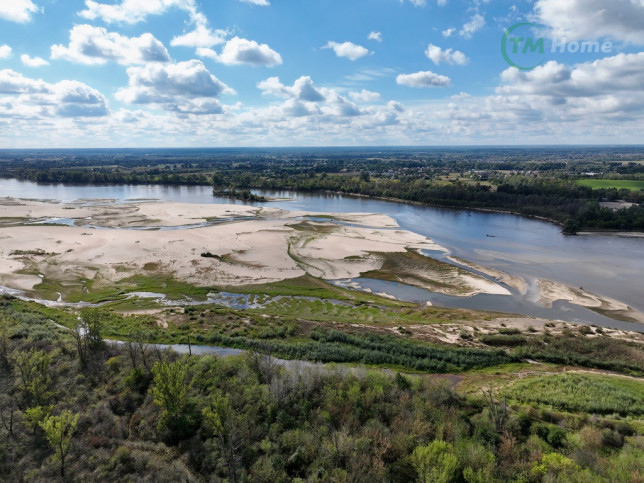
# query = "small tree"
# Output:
<box><xmin>202</xmin><ymin>391</ymin><xmax>244</xmax><ymax>483</ymax></box>
<box><xmin>12</xmin><ymin>350</ymin><xmax>52</xmax><ymax>405</ymax></box>
<box><xmin>484</xmin><ymin>388</ymin><xmax>509</xmax><ymax>433</ymax></box>
<box><xmin>75</xmin><ymin>309</ymin><xmax>105</xmax><ymax>369</ymax></box>
<box><xmin>39</xmin><ymin>410</ymin><xmax>79</xmax><ymax>478</ymax></box>
<box><xmin>411</xmin><ymin>440</ymin><xmax>459</xmax><ymax>483</ymax></box>
<box><xmin>151</xmin><ymin>359</ymin><xmax>194</xmax><ymax>438</ymax></box>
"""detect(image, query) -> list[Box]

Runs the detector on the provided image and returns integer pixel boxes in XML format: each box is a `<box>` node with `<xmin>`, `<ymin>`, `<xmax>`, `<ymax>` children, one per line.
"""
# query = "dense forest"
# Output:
<box><xmin>1</xmin><ymin>299</ymin><xmax>643</xmax><ymax>482</ymax></box>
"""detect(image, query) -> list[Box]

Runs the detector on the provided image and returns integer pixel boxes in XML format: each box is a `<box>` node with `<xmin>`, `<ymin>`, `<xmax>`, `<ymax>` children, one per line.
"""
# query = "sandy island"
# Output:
<box><xmin>0</xmin><ymin>198</ymin><xmax>512</xmax><ymax>300</ymax></box>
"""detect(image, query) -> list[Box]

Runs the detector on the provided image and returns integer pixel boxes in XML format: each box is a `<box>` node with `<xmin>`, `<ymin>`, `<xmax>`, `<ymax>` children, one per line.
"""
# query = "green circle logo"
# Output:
<box><xmin>501</xmin><ymin>23</ymin><xmax>546</xmax><ymax>71</ymax></box>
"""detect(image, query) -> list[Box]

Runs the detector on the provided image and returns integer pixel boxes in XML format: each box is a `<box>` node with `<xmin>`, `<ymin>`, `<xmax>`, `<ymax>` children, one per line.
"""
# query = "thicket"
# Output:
<box><xmin>1</xmin><ymin>305</ymin><xmax>643</xmax><ymax>482</ymax></box>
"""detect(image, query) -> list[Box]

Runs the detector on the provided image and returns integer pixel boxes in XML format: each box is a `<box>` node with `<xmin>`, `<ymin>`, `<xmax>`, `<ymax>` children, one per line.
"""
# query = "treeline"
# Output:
<box><xmin>1</xmin><ymin>302</ymin><xmax>643</xmax><ymax>482</ymax></box>
<box><xmin>2</xmin><ymin>161</ymin><xmax>643</xmax><ymax>231</ymax></box>
<box><xmin>0</xmin><ymin>167</ymin><xmax>212</xmax><ymax>186</ymax></box>
<box><xmin>214</xmin><ymin>171</ymin><xmax>644</xmax><ymax>231</ymax></box>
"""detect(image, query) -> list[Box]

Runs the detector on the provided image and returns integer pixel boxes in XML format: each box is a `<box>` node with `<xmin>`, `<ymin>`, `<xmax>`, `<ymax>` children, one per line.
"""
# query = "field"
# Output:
<box><xmin>506</xmin><ymin>373</ymin><xmax>644</xmax><ymax>415</ymax></box>
<box><xmin>576</xmin><ymin>179</ymin><xmax>644</xmax><ymax>191</ymax></box>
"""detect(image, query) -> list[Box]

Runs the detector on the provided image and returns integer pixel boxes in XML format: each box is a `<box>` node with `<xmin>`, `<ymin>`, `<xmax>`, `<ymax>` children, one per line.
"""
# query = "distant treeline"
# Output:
<box><xmin>2</xmin><ymin>162</ymin><xmax>643</xmax><ymax>232</ymax></box>
<box><xmin>212</xmin><ymin>171</ymin><xmax>643</xmax><ymax>232</ymax></box>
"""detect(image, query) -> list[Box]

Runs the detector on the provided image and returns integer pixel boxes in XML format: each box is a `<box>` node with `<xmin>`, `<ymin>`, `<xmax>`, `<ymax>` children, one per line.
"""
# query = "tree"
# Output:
<box><xmin>12</xmin><ymin>350</ymin><xmax>52</xmax><ymax>405</ymax></box>
<box><xmin>74</xmin><ymin>309</ymin><xmax>105</xmax><ymax>369</ymax></box>
<box><xmin>39</xmin><ymin>410</ymin><xmax>79</xmax><ymax>478</ymax></box>
<box><xmin>484</xmin><ymin>388</ymin><xmax>508</xmax><ymax>433</ymax></box>
<box><xmin>202</xmin><ymin>391</ymin><xmax>244</xmax><ymax>483</ymax></box>
<box><xmin>151</xmin><ymin>359</ymin><xmax>194</xmax><ymax>438</ymax></box>
<box><xmin>411</xmin><ymin>440</ymin><xmax>459</xmax><ymax>483</ymax></box>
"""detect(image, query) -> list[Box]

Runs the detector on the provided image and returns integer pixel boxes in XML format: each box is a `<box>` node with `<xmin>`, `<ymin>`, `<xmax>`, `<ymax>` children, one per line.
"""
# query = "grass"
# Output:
<box><xmin>505</xmin><ymin>373</ymin><xmax>644</xmax><ymax>416</ymax></box>
<box><xmin>222</xmin><ymin>275</ymin><xmax>405</xmax><ymax>307</ymax></box>
<box><xmin>576</xmin><ymin>179</ymin><xmax>644</xmax><ymax>191</ymax></box>
<box><xmin>362</xmin><ymin>249</ymin><xmax>476</xmax><ymax>295</ymax></box>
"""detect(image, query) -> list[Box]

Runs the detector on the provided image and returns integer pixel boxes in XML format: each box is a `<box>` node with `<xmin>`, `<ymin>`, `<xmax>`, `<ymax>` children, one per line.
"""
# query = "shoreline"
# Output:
<box><xmin>2</xmin><ymin>178</ymin><xmax>643</xmax><ymax>236</ymax></box>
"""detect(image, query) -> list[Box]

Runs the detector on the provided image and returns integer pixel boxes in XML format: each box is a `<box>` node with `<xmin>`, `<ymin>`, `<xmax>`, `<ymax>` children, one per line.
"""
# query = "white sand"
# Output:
<box><xmin>447</xmin><ymin>256</ymin><xmax>527</xmax><ymax>294</ymax></box>
<box><xmin>0</xmin><ymin>198</ymin><xmax>572</xmax><ymax>304</ymax></box>
<box><xmin>0</xmin><ymin>199</ymin><xmax>460</xmax><ymax>296</ymax></box>
<box><xmin>538</xmin><ymin>279</ymin><xmax>644</xmax><ymax>324</ymax></box>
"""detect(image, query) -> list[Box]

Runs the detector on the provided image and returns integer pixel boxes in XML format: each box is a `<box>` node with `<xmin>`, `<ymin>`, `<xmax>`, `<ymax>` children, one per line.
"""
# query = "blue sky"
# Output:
<box><xmin>0</xmin><ymin>0</ymin><xmax>643</xmax><ymax>147</ymax></box>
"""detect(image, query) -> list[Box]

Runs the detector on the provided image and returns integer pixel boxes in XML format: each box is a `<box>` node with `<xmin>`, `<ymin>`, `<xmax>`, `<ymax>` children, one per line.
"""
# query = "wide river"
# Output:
<box><xmin>2</xmin><ymin>179</ymin><xmax>643</xmax><ymax>331</ymax></box>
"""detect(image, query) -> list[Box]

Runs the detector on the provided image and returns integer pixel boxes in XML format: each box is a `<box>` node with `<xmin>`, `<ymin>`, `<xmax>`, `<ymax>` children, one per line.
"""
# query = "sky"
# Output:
<box><xmin>0</xmin><ymin>0</ymin><xmax>643</xmax><ymax>147</ymax></box>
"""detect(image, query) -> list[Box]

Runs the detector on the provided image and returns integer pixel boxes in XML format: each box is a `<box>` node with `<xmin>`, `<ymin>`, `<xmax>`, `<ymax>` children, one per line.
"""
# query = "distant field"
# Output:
<box><xmin>577</xmin><ymin>179</ymin><xmax>644</xmax><ymax>190</ymax></box>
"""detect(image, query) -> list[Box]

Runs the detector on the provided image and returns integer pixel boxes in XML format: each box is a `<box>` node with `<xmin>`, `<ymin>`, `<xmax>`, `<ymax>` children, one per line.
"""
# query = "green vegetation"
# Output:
<box><xmin>1</xmin><ymin>301</ymin><xmax>643</xmax><ymax>481</ymax></box>
<box><xmin>506</xmin><ymin>373</ymin><xmax>644</xmax><ymax>416</ymax></box>
<box><xmin>577</xmin><ymin>179</ymin><xmax>644</xmax><ymax>191</ymax></box>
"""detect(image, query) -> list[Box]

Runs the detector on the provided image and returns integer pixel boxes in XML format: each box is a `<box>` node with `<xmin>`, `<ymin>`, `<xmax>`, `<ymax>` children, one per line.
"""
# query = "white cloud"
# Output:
<box><xmin>0</xmin><ymin>69</ymin><xmax>108</xmax><ymax>118</ymax></box>
<box><xmin>258</xmin><ymin>76</ymin><xmax>326</xmax><ymax>102</ymax></box>
<box><xmin>256</xmin><ymin>75</ymin><xmax>366</xmax><ymax>119</ymax></box>
<box><xmin>0</xmin><ymin>0</ymin><xmax>40</xmax><ymax>23</ymax></box>
<box><xmin>349</xmin><ymin>89</ymin><xmax>381</xmax><ymax>102</ymax></box>
<box><xmin>396</xmin><ymin>71</ymin><xmax>451</xmax><ymax>87</ymax></box>
<box><xmin>535</xmin><ymin>0</ymin><xmax>644</xmax><ymax>44</ymax></box>
<box><xmin>368</xmin><ymin>31</ymin><xmax>382</xmax><ymax>42</ymax></box>
<box><xmin>79</xmin><ymin>0</ymin><xmax>201</xmax><ymax>24</ymax></box>
<box><xmin>324</xmin><ymin>41</ymin><xmax>370</xmax><ymax>61</ymax></box>
<box><xmin>442</xmin><ymin>28</ymin><xmax>455</xmax><ymax>38</ymax></box>
<box><xmin>200</xmin><ymin>37</ymin><xmax>282</xmax><ymax>67</ymax></box>
<box><xmin>171</xmin><ymin>24</ymin><xmax>227</xmax><ymax>49</ymax></box>
<box><xmin>497</xmin><ymin>53</ymin><xmax>644</xmax><ymax>98</ymax></box>
<box><xmin>437</xmin><ymin>0</ymin><xmax>448</xmax><ymax>5</ymax></box>
<box><xmin>459</xmin><ymin>13</ymin><xmax>485</xmax><ymax>39</ymax></box>
<box><xmin>0</xmin><ymin>45</ymin><xmax>12</xmax><ymax>59</ymax></box>
<box><xmin>21</xmin><ymin>54</ymin><xmax>49</xmax><ymax>67</ymax></box>
<box><xmin>0</xmin><ymin>69</ymin><xmax>49</xmax><ymax>94</ymax></box>
<box><xmin>239</xmin><ymin>0</ymin><xmax>270</xmax><ymax>5</ymax></box>
<box><xmin>116</xmin><ymin>60</ymin><xmax>233</xmax><ymax>115</ymax></box>
<box><xmin>51</xmin><ymin>25</ymin><xmax>170</xmax><ymax>65</ymax></box>
<box><xmin>425</xmin><ymin>44</ymin><xmax>468</xmax><ymax>65</ymax></box>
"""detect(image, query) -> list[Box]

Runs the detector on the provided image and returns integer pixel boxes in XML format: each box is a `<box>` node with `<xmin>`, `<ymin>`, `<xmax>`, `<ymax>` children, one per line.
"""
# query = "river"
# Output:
<box><xmin>1</xmin><ymin>178</ymin><xmax>643</xmax><ymax>331</ymax></box>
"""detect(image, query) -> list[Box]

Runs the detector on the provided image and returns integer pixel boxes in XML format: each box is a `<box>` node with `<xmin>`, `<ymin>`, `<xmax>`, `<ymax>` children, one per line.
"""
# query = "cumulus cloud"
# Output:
<box><xmin>498</xmin><ymin>53</ymin><xmax>644</xmax><ymax>98</ymax></box>
<box><xmin>0</xmin><ymin>69</ymin><xmax>108</xmax><ymax>118</ymax></box>
<box><xmin>368</xmin><ymin>31</ymin><xmax>382</xmax><ymax>42</ymax></box>
<box><xmin>535</xmin><ymin>0</ymin><xmax>644</xmax><ymax>44</ymax></box>
<box><xmin>396</xmin><ymin>71</ymin><xmax>451</xmax><ymax>87</ymax></box>
<box><xmin>256</xmin><ymin>75</ymin><xmax>367</xmax><ymax>119</ymax></box>
<box><xmin>324</xmin><ymin>41</ymin><xmax>370</xmax><ymax>61</ymax></box>
<box><xmin>0</xmin><ymin>0</ymin><xmax>40</xmax><ymax>23</ymax></box>
<box><xmin>199</xmin><ymin>37</ymin><xmax>282</xmax><ymax>67</ymax></box>
<box><xmin>21</xmin><ymin>54</ymin><xmax>49</xmax><ymax>67</ymax></box>
<box><xmin>349</xmin><ymin>89</ymin><xmax>381</xmax><ymax>102</ymax></box>
<box><xmin>258</xmin><ymin>76</ymin><xmax>325</xmax><ymax>102</ymax></box>
<box><xmin>425</xmin><ymin>44</ymin><xmax>468</xmax><ymax>65</ymax></box>
<box><xmin>79</xmin><ymin>0</ymin><xmax>201</xmax><ymax>24</ymax></box>
<box><xmin>51</xmin><ymin>25</ymin><xmax>170</xmax><ymax>65</ymax></box>
<box><xmin>0</xmin><ymin>45</ymin><xmax>12</xmax><ymax>59</ymax></box>
<box><xmin>459</xmin><ymin>13</ymin><xmax>485</xmax><ymax>38</ymax></box>
<box><xmin>171</xmin><ymin>24</ymin><xmax>227</xmax><ymax>49</ymax></box>
<box><xmin>116</xmin><ymin>60</ymin><xmax>233</xmax><ymax>115</ymax></box>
